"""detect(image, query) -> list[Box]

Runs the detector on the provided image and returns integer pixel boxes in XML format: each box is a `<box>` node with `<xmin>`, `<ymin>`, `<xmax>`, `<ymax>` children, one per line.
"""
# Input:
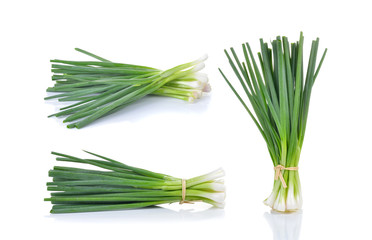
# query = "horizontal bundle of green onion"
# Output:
<box><xmin>219</xmin><ymin>32</ymin><xmax>327</xmax><ymax>212</ymax></box>
<box><xmin>45</xmin><ymin>151</ymin><xmax>225</xmax><ymax>213</ymax></box>
<box><xmin>46</xmin><ymin>48</ymin><xmax>210</xmax><ymax>129</ymax></box>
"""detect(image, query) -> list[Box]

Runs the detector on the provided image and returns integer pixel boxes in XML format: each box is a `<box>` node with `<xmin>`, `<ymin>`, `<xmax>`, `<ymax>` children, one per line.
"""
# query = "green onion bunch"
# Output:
<box><xmin>219</xmin><ymin>32</ymin><xmax>327</xmax><ymax>212</ymax></box>
<box><xmin>45</xmin><ymin>151</ymin><xmax>225</xmax><ymax>213</ymax></box>
<box><xmin>46</xmin><ymin>48</ymin><xmax>210</xmax><ymax>129</ymax></box>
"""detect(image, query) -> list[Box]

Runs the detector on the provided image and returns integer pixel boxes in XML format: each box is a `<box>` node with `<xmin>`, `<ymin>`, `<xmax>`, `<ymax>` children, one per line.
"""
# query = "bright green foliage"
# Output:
<box><xmin>45</xmin><ymin>151</ymin><xmax>225</xmax><ymax>213</ymax></box>
<box><xmin>46</xmin><ymin>49</ymin><xmax>210</xmax><ymax>129</ymax></box>
<box><xmin>219</xmin><ymin>32</ymin><xmax>327</xmax><ymax>211</ymax></box>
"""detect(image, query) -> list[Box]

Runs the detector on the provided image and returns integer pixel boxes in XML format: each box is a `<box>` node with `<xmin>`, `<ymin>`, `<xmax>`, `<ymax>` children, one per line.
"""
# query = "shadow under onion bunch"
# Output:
<box><xmin>219</xmin><ymin>32</ymin><xmax>327</xmax><ymax>212</ymax></box>
<box><xmin>46</xmin><ymin>48</ymin><xmax>210</xmax><ymax>129</ymax></box>
<box><xmin>45</xmin><ymin>151</ymin><xmax>225</xmax><ymax>213</ymax></box>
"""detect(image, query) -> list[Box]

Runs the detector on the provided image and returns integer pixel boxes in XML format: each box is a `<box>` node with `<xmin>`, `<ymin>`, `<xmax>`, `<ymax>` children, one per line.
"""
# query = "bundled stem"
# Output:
<box><xmin>219</xmin><ymin>32</ymin><xmax>327</xmax><ymax>212</ymax></box>
<box><xmin>45</xmin><ymin>151</ymin><xmax>225</xmax><ymax>213</ymax></box>
<box><xmin>46</xmin><ymin>48</ymin><xmax>211</xmax><ymax>129</ymax></box>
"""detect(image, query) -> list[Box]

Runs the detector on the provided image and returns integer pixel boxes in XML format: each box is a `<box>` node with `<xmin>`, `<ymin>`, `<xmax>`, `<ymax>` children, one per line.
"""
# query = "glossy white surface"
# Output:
<box><xmin>1</xmin><ymin>0</ymin><xmax>371</xmax><ymax>239</ymax></box>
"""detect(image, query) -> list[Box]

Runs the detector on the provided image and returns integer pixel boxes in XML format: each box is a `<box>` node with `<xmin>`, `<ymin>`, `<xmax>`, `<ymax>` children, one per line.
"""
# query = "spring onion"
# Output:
<box><xmin>45</xmin><ymin>151</ymin><xmax>225</xmax><ymax>213</ymax></box>
<box><xmin>219</xmin><ymin>32</ymin><xmax>327</xmax><ymax>212</ymax></box>
<box><xmin>46</xmin><ymin>48</ymin><xmax>210</xmax><ymax>129</ymax></box>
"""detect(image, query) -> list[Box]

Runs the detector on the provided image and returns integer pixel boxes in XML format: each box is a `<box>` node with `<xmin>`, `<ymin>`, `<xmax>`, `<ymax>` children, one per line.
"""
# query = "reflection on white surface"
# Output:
<box><xmin>88</xmin><ymin>94</ymin><xmax>212</xmax><ymax>126</ymax></box>
<box><xmin>46</xmin><ymin>203</ymin><xmax>224</xmax><ymax>223</ymax></box>
<box><xmin>264</xmin><ymin>210</ymin><xmax>303</xmax><ymax>240</ymax></box>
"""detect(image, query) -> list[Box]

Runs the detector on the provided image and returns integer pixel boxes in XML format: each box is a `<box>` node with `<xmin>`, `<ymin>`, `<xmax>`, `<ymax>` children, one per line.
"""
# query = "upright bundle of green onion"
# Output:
<box><xmin>45</xmin><ymin>151</ymin><xmax>225</xmax><ymax>213</ymax></box>
<box><xmin>46</xmin><ymin>48</ymin><xmax>210</xmax><ymax>129</ymax></box>
<box><xmin>219</xmin><ymin>32</ymin><xmax>327</xmax><ymax>212</ymax></box>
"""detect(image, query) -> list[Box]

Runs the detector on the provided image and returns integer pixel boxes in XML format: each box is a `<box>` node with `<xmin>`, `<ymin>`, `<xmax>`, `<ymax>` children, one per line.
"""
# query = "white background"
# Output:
<box><xmin>1</xmin><ymin>0</ymin><xmax>371</xmax><ymax>239</ymax></box>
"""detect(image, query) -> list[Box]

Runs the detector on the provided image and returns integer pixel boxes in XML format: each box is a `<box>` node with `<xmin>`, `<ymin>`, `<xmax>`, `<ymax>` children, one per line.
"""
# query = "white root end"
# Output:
<box><xmin>188</xmin><ymin>97</ymin><xmax>195</xmax><ymax>103</ymax></box>
<box><xmin>211</xmin><ymin>168</ymin><xmax>225</xmax><ymax>179</ymax></box>
<box><xmin>193</xmin><ymin>91</ymin><xmax>202</xmax><ymax>99</ymax></box>
<box><xmin>203</xmin><ymin>83</ymin><xmax>212</xmax><ymax>92</ymax></box>
<box><xmin>273</xmin><ymin>190</ymin><xmax>286</xmax><ymax>212</ymax></box>
<box><xmin>194</xmin><ymin>72</ymin><xmax>209</xmax><ymax>83</ymax></box>
<box><xmin>266</xmin><ymin>180</ymin><xmax>303</xmax><ymax>212</ymax></box>
<box><xmin>286</xmin><ymin>187</ymin><xmax>302</xmax><ymax>211</ymax></box>
<box><xmin>196</xmin><ymin>54</ymin><xmax>208</xmax><ymax>63</ymax></box>
<box><xmin>208</xmin><ymin>182</ymin><xmax>226</xmax><ymax>192</ymax></box>
<box><xmin>192</xmin><ymin>63</ymin><xmax>205</xmax><ymax>72</ymax></box>
<box><xmin>202</xmin><ymin>192</ymin><xmax>225</xmax><ymax>204</ymax></box>
<box><xmin>264</xmin><ymin>192</ymin><xmax>276</xmax><ymax>208</ymax></box>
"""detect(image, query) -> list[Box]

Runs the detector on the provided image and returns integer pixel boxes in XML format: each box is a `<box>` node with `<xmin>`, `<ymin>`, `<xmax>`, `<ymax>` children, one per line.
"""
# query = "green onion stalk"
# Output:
<box><xmin>219</xmin><ymin>33</ymin><xmax>327</xmax><ymax>212</ymax></box>
<box><xmin>45</xmin><ymin>151</ymin><xmax>225</xmax><ymax>213</ymax></box>
<box><xmin>46</xmin><ymin>48</ymin><xmax>210</xmax><ymax>129</ymax></box>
